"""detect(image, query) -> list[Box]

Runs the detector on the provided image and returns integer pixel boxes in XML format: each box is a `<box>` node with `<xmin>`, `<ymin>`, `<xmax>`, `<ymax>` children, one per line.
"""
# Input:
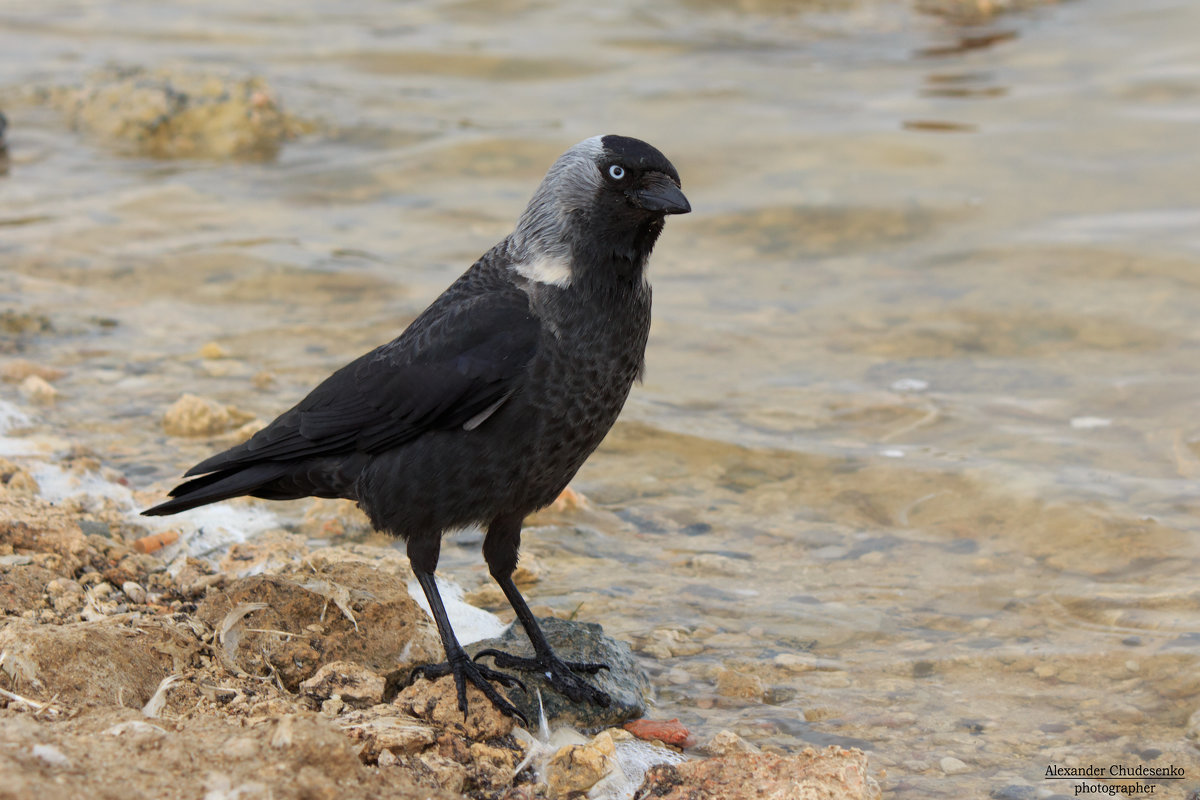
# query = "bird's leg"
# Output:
<box><xmin>473</xmin><ymin>514</ymin><xmax>612</xmax><ymax>707</ymax></box>
<box><xmin>402</xmin><ymin>536</ymin><xmax>528</xmax><ymax>723</ymax></box>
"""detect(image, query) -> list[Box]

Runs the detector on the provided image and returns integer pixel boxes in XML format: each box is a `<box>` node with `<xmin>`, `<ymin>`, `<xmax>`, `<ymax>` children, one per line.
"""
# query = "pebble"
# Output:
<box><xmin>18</xmin><ymin>375</ymin><xmax>58</xmax><ymax>404</ymax></box>
<box><xmin>715</xmin><ymin>668</ymin><xmax>765</xmax><ymax>700</ymax></box>
<box><xmin>45</xmin><ymin>578</ymin><xmax>84</xmax><ymax>612</ymax></box>
<box><xmin>198</xmin><ymin>342</ymin><xmax>229</xmax><ymax>359</ymax></box>
<box><xmin>940</xmin><ymin>756</ymin><xmax>970</xmax><ymax>775</ymax></box>
<box><xmin>772</xmin><ymin>652</ymin><xmax>817</xmax><ymax>673</ymax></box>
<box><xmin>122</xmin><ymin>581</ymin><xmax>147</xmax><ymax>604</ymax></box>
<box><xmin>700</xmin><ymin>729</ymin><xmax>760</xmax><ymax>756</ymax></box>
<box><xmin>546</xmin><ymin>730</ymin><xmax>616</xmax><ymax>797</ymax></box>
<box><xmin>666</xmin><ymin>667</ymin><xmax>691</xmax><ymax>685</ymax></box>
<box><xmin>32</xmin><ymin>744</ymin><xmax>71</xmax><ymax>767</ymax></box>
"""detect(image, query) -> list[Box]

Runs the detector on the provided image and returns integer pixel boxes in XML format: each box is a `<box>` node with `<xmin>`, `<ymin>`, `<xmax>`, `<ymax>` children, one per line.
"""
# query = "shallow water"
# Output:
<box><xmin>4</xmin><ymin>0</ymin><xmax>1200</xmax><ymax>795</ymax></box>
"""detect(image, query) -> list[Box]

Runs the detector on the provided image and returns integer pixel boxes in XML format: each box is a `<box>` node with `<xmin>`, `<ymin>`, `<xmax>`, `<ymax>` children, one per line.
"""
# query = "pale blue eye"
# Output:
<box><xmin>608</xmin><ymin>164</ymin><xmax>625</xmax><ymax>180</ymax></box>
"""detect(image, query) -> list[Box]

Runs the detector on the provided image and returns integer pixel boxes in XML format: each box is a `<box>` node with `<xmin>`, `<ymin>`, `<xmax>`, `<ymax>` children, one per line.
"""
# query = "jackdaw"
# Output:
<box><xmin>144</xmin><ymin>134</ymin><xmax>690</xmax><ymax>720</ymax></box>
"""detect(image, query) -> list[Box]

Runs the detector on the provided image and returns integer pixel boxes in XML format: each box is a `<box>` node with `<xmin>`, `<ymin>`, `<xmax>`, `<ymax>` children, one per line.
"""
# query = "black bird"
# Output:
<box><xmin>144</xmin><ymin>135</ymin><xmax>690</xmax><ymax>720</ymax></box>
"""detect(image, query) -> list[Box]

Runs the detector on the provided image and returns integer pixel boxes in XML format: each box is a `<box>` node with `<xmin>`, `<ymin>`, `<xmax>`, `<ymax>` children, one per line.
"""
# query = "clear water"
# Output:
<box><xmin>3</xmin><ymin>0</ymin><xmax>1200</xmax><ymax>795</ymax></box>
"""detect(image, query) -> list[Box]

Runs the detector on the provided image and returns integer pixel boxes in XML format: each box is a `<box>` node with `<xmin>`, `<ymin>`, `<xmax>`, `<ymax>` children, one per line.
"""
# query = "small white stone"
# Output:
<box><xmin>666</xmin><ymin>667</ymin><xmax>691</xmax><ymax>685</ymax></box>
<box><xmin>122</xmin><ymin>581</ymin><xmax>147</xmax><ymax>604</ymax></box>
<box><xmin>1070</xmin><ymin>416</ymin><xmax>1111</xmax><ymax>429</ymax></box>
<box><xmin>890</xmin><ymin>378</ymin><xmax>929</xmax><ymax>392</ymax></box>
<box><xmin>773</xmin><ymin>653</ymin><xmax>816</xmax><ymax>673</ymax></box>
<box><xmin>32</xmin><ymin>744</ymin><xmax>71</xmax><ymax>767</ymax></box>
<box><xmin>940</xmin><ymin>756</ymin><xmax>969</xmax><ymax>775</ymax></box>
<box><xmin>18</xmin><ymin>375</ymin><xmax>58</xmax><ymax>405</ymax></box>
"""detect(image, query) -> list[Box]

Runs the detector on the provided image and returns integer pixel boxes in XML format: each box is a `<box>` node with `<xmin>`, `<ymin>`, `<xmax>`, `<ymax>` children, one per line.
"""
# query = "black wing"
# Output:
<box><xmin>184</xmin><ymin>287</ymin><xmax>540</xmax><ymax>477</ymax></box>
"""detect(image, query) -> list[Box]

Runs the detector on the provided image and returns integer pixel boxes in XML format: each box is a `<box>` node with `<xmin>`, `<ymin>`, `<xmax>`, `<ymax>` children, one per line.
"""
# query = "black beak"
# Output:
<box><xmin>632</xmin><ymin>171</ymin><xmax>691</xmax><ymax>215</ymax></box>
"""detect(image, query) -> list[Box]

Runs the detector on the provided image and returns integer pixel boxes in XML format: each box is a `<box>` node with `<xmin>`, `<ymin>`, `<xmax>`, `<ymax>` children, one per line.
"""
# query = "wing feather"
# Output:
<box><xmin>184</xmin><ymin>288</ymin><xmax>538</xmax><ymax>477</ymax></box>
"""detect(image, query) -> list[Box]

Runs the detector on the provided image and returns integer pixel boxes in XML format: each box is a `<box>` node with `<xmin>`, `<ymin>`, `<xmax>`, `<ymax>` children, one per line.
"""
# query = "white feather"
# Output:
<box><xmin>511</xmin><ymin>255</ymin><xmax>573</xmax><ymax>287</ymax></box>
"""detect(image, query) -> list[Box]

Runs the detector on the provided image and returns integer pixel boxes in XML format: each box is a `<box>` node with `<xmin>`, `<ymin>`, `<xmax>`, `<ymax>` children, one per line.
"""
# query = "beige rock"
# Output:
<box><xmin>940</xmin><ymin>756</ymin><xmax>970</xmax><ymax>775</ymax></box>
<box><xmin>546</xmin><ymin>729</ymin><xmax>617</xmax><ymax>796</ymax></box>
<box><xmin>19</xmin><ymin>375</ymin><xmax>58</xmax><ymax>405</ymax></box>
<box><xmin>299</xmin><ymin>661</ymin><xmax>385</xmax><ymax>708</ymax></box>
<box><xmin>774</xmin><ymin>652</ymin><xmax>818</xmax><ymax>673</ymax></box>
<box><xmin>161</xmin><ymin>393</ymin><xmax>234</xmax><ymax>436</ymax></box>
<box><xmin>700</xmin><ymin>729</ymin><xmax>761</xmax><ymax>757</ymax></box>
<box><xmin>198</xmin><ymin>341</ymin><xmax>229</xmax><ymax>359</ymax></box>
<box><xmin>637</xmin><ymin>626</ymin><xmax>705</xmax><ymax>660</ymax></box>
<box><xmin>716</xmin><ymin>667</ymin><xmax>766</xmax><ymax>700</ymax></box>
<box><xmin>417</xmin><ymin>752</ymin><xmax>467</xmax><ymax>794</ymax></box>
<box><xmin>50</xmin><ymin>66</ymin><xmax>308</xmax><ymax>160</ymax></box>
<box><xmin>338</xmin><ymin>706</ymin><xmax>438</xmax><ymax>759</ymax></box>
<box><xmin>512</xmin><ymin>551</ymin><xmax>542</xmax><ymax>587</ymax></box>
<box><xmin>0</xmin><ymin>461</ymin><xmax>40</xmax><ymax>495</ymax></box>
<box><xmin>45</xmin><ymin>578</ymin><xmax>84</xmax><ymax>613</ymax></box>
<box><xmin>393</xmin><ymin>675</ymin><xmax>515</xmax><ymax>741</ymax></box>
<box><xmin>121</xmin><ymin>581</ymin><xmax>147</xmax><ymax>604</ymax></box>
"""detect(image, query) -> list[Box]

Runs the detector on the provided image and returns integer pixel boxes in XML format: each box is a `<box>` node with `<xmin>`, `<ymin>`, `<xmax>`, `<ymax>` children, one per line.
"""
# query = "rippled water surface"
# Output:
<box><xmin>4</xmin><ymin>0</ymin><xmax>1200</xmax><ymax>795</ymax></box>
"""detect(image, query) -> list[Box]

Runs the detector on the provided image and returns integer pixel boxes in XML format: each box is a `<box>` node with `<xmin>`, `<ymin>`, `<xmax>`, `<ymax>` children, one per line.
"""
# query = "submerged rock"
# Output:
<box><xmin>160</xmin><ymin>393</ymin><xmax>255</xmax><ymax>437</ymax></box>
<box><xmin>44</xmin><ymin>66</ymin><xmax>308</xmax><ymax>160</ymax></box>
<box><xmin>634</xmin><ymin>746</ymin><xmax>882</xmax><ymax>800</ymax></box>
<box><xmin>469</xmin><ymin>616</ymin><xmax>651</xmax><ymax>728</ymax></box>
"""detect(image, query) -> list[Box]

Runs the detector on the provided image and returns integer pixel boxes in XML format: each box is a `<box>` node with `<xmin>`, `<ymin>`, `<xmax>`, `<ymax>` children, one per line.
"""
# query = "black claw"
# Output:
<box><xmin>403</xmin><ymin>657</ymin><xmax>529</xmax><ymax>725</ymax></box>
<box><xmin>473</xmin><ymin>649</ymin><xmax>612</xmax><ymax>707</ymax></box>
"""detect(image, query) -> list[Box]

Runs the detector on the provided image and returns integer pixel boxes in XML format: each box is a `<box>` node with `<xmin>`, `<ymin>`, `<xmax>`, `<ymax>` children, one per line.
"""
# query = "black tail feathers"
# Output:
<box><xmin>141</xmin><ymin>463</ymin><xmax>290</xmax><ymax>517</ymax></box>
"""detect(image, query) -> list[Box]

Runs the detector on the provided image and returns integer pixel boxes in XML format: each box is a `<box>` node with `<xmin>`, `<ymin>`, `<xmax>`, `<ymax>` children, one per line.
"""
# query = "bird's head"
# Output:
<box><xmin>512</xmin><ymin>135</ymin><xmax>690</xmax><ymax>290</ymax></box>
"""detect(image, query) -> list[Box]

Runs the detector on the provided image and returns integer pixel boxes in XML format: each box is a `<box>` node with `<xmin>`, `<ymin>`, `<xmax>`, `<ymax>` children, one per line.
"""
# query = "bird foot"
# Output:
<box><xmin>474</xmin><ymin>648</ymin><xmax>612</xmax><ymax>707</ymax></box>
<box><xmin>404</xmin><ymin>655</ymin><xmax>529</xmax><ymax>725</ymax></box>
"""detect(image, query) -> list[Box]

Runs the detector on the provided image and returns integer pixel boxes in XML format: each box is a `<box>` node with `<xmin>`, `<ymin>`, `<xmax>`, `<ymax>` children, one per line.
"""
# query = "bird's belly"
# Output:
<box><xmin>354</xmin><ymin>371</ymin><xmax>633</xmax><ymax>538</ymax></box>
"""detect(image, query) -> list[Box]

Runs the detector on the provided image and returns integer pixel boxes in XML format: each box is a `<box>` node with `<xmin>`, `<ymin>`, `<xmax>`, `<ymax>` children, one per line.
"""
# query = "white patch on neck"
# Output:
<box><xmin>512</xmin><ymin>254</ymin><xmax>572</xmax><ymax>287</ymax></box>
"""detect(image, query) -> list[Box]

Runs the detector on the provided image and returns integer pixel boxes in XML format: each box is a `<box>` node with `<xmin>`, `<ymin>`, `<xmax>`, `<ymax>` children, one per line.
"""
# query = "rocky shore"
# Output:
<box><xmin>0</xmin><ymin>405</ymin><xmax>881</xmax><ymax>800</ymax></box>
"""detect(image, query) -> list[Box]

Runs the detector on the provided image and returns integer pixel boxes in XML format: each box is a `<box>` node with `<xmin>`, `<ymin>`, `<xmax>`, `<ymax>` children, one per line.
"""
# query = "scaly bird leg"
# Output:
<box><xmin>475</xmin><ymin>514</ymin><xmax>612</xmax><ymax>707</ymax></box>
<box><xmin>403</xmin><ymin>538</ymin><xmax>527</xmax><ymax>724</ymax></box>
